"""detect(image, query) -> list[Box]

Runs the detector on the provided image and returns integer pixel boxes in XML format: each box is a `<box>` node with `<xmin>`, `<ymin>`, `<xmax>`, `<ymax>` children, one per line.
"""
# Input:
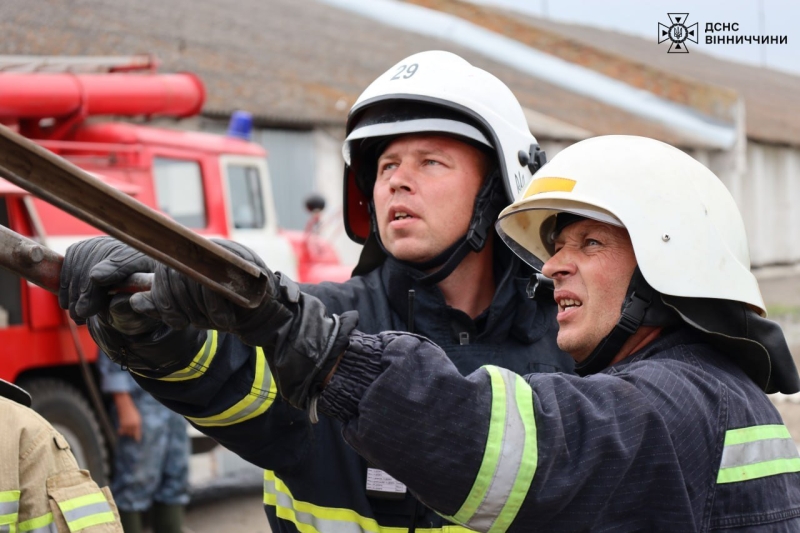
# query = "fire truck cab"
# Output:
<box><xmin>0</xmin><ymin>55</ymin><xmax>351</xmax><ymax>487</ymax></box>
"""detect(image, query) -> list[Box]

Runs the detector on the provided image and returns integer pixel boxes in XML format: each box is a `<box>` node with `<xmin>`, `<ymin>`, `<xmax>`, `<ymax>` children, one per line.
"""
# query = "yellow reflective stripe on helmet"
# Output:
<box><xmin>19</xmin><ymin>513</ymin><xmax>56</xmax><ymax>533</ymax></box>
<box><xmin>263</xmin><ymin>471</ymin><xmax>475</xmax><ymax>533</ymax></box>
<box><xmin>445</xmin><ymin>367</ymin><xmax>536</xmax><ymax>533</ymax></box>
<box><xmin>717</xmin><ymin>424</ymin><xmax>800</xmax><ymax>484</ymax></box>
<box><xmin>523</xmin><ymin>177</ymin><xmax>576</xmax><ymax>198</ymax></box>
<box><xmin>158</xmin><ymin>330</ymin><xmax>219</xmax><ymax>382</ymax></box>
<box><xmin>56</xmin><ymin>491</ymin><xmax>115</xmax><ymax>531</ymax></box>
<box><xmin>0</xmin><ymin>490</ymin><xmax>20</xmax><ymax>531</ymax></box>
<box><xmin>187</xmin><ymin>347</ymin><xmax>276</xmax><ymax>427</ymax></box>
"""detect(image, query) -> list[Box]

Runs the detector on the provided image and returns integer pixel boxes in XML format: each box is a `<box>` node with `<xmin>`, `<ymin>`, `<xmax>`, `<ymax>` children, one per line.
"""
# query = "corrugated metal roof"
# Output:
<box><xmin>2</xmin><ymin>0</ymin><xmax>789</xmax><ymax>147</ymax></box>
<box><xmin>322</xmin><ymin>0</ymin><xmax>736</xmax><ymax>149</ymax></box>
<box><xmin>465</xmin><ymin>1</ymin><xmax>800</xmax><ymax>147</ymax></box>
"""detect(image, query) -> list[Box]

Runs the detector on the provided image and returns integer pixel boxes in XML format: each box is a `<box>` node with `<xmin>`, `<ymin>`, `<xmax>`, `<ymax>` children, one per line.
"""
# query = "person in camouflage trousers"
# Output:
<box><xmin>97</xmin><ymin>353</ymin><xmax>189</xmax><ymax>533</ymax></box>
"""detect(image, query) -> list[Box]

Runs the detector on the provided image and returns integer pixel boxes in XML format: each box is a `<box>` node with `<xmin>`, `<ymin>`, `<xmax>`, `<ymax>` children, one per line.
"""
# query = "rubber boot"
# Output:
<box><xmin>152</xmin><ymin>502</ymin><xmax>185</xmax><ymax>533</ymax></box>
<box><xmin>118</xmin><ymin>510</ymin><xmax>144</xmax><ymax>533</ymax></box>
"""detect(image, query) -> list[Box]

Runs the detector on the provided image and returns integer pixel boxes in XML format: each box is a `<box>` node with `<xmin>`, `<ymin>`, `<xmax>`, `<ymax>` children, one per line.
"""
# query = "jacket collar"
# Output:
<box><xmin>378</xmin><ymin>244</ymin><xmax>548</xmax><ymax>344</ymax></box>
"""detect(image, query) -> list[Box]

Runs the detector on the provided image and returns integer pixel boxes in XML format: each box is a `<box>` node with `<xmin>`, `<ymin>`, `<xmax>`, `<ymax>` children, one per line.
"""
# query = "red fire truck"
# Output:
<box><xmin>0</xmin><ymin>56</ymin><xmax>351</xmax><ymax>485</ymax></box>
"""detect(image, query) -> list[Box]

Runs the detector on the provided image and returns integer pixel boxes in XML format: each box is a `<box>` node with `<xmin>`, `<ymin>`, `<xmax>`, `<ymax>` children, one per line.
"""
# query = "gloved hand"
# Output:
<box><xmin>128</xmin><ymin>238</ymin><xmax>359</xmax><ymax>409</ymax></box>
<box><xmin>87</xmin><ymin>294</ymin><xmax>207</xmax><ymax>373</ymax></box>
<box><xmin>59</xmin><ymin>237</ymin><xmax>206</xmax><ymax>373</ymax></box>
<box><xmin>59</xmin><ymin>237</ymin><xmax>155</xmax><ymax>325</ymax></box>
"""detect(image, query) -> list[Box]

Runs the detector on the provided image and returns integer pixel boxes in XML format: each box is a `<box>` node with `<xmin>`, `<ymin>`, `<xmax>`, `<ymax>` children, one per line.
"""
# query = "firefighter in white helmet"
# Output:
<box><xmin>270</xmin><ymin>135</ymin><xmax>798</xmax><ymax>531</ymax></box>
<box><xmin>58</xmin><ymin>51</ymin><xmax>573</xmax><ymax>532</ymax></box>
<box><xmin>0</xmin><ymin>379</ymin><xmax>123</xmax><ymax>532</ymax></box>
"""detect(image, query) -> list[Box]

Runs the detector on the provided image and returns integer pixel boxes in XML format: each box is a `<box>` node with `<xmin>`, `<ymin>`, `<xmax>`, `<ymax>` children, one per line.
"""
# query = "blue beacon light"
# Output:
<box><xmin>227</xmin><ymin>110</ymin><xmax>253</xmax><ymax>141</ymax></box>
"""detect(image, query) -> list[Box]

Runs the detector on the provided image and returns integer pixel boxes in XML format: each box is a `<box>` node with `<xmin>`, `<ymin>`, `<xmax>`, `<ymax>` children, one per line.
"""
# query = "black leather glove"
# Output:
<box><xmin>59</xmin><ymin>237</ymin><xmax>205</xmax><ymax>373</ymax></box>
<box><xmin>128</xmin><ymin>239</ymin><xmax>359</xmax><ymax>409</ymax></box>
<box><xmin>59</xmin><ymin>237</ymin><xmax>155</xmax><ymax>324</ymax></box>
<box><xmin>88</xmin><ymin>294</ymin><xmax>207</xmax><ymax>374</ymax></box>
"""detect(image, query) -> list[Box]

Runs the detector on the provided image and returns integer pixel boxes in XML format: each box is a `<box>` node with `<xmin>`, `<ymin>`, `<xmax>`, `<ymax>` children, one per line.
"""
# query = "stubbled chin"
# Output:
<box><xmin>556</xmin><ymin>328</ymin><xmax>588</xmax><ymax>361</ymax></box>
<box><xmin>385</xmin><ymin>239</ymin><xmax>433</xmax><ymax>263</ymax></box>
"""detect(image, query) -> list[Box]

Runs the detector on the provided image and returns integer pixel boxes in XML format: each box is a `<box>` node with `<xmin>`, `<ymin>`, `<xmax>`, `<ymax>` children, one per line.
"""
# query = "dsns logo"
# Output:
<box><xmin>658</xmin><ymin>13</ymin><xmax>698</xmax><ymax>53</ymax></box>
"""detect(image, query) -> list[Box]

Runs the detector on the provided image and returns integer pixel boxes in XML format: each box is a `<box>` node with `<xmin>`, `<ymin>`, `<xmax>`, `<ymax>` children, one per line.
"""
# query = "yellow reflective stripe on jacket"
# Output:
<box><xmin>263</xmin><ymin>471</ymin><xmax>474</xmax><ymax>533</ymax></box>
<box><xmin>717</xmin><ymin>424</ymin><xmax>800</xmax><ymax>483</ymax></box>
<box><xmin>187</xmin><ymin>347</ymin><xmax>276</xmax><ymax>427</ymax></box>
<box><xmin>56</xmin><ymin>491</ymin><xmax>116</xmax><ymax>532</ymax></box>
<box><xmin>0</xmin><ymin>490</ymin><xmax>20</xmax><ymax>532</ymax></box>
<box><xmin>19</xmin><ymin>513</ymin><xmax>56</xmax><ymax>533</ymax></box>
<box><xmin>157</xmin><ymin>330</ymin><xmax>219</xmax><ymax>382</ymax></box>
<box><xmin>444</xmin><ymin>366</ymin><xmax>536</xmax><ymax>533</ymax></box>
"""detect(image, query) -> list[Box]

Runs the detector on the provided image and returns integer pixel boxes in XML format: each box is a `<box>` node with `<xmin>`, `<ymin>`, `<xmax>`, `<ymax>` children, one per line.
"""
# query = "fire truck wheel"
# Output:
<box><xmin>20</xmin><ymin>378</ymin><xmax>110</xmax><ymax>486</ymax></box>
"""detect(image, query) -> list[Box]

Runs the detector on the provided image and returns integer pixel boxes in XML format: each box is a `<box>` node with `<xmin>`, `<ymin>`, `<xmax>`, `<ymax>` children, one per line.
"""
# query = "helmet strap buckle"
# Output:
<box><xmin>618</xmin><ymin>291</ymin><xmax>652</xmax><ymax>334</ymax></box>
<box><xmin>518</xmin><ymin>144</ymin><xmax>547</xmax><ymax>174</ymax></box>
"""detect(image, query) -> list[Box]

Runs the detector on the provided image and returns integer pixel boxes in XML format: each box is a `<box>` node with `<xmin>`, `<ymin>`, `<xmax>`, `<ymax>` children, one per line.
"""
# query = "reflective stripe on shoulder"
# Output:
<box><xmin>0</xmin><ymin>490</ymin><xmax>20</xmax><ymax>530</ymax></box>
<box><xmin>187</xmin><ymin>347</ymin><xmax>276</xmax><ymax>427</ymax></box>
<box><xmin>157</xmin><ymin>330</ymin><xmax>219</xmax><ymax>382</ymax></box>
<box><xmin>444</xmin><ymin>366</ymin><xmax>537</xmax><ymax>533</ymax></box>
<box><xmin>263</xmin><ymin>470</ymin><xmax>475</xmax><ymax>533</ymax></box>
<box><xmin>717</xmin><ymin>424</ymin><xmax>800</xmax><ymax>484</ymax></box>
<box><xmin>56</xmin><ymin>491</ymin><xmax>116</xmax><ymax>531</ymax></box>
<box><xmin>19</xmin><ymin>513</ymin><xmax>57</xmax><ymax>533</ymax></box>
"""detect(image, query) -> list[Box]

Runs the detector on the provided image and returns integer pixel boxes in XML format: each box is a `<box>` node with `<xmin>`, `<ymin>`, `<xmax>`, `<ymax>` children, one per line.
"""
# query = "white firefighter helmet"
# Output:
<box><xmin>496</xmin><ymin>135</ymin><xmax>766</xmax><ymax>315</ymax></box>
<box><xmin>342</xmin><ymin>50</ymin><xmax>543</xmax><ymax>244</ymax></box>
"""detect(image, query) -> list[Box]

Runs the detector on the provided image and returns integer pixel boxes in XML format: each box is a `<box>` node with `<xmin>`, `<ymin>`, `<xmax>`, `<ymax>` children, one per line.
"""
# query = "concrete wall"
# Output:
<box><xmin>689</xmin><ymin>141</ymin><xmax>800</xmax><ymax>268</ymax></box>
<box><xmin>264</xmin><ymin>121</ymin><xmax>800</xmax><ymax>271</ymax></box>
<box><xmin>312</xmin><ymin>128</ymin><xmax>363</xmax><ymax>267</ymax></box>
<box><xmin>738</xmin><ymin>142</ymin><xmax>800</xmax><ymax>267</ymax></box>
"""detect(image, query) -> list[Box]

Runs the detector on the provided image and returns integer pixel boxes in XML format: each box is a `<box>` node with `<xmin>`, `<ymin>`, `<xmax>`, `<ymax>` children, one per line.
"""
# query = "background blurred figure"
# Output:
<box><xmin>97</xmin><ymin>352</ymin><xmax>189</xmax><ymax>533</ymax></box>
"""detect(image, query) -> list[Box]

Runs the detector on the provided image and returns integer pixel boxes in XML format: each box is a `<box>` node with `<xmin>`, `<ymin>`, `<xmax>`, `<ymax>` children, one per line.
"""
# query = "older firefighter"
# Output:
<box><xmin>283</xmin><ymin>135</ymin><xmax>799</xmax><ymax>531</ymax></box>
<box><xmin>58</xmin><ymin>50</ymin><xmax>573</xmax><ymax>532</ymax></box>
<box><xmin>0</xmin><ymin>378</ymin><xmax>123</xmax><ymax>533</ymax></box>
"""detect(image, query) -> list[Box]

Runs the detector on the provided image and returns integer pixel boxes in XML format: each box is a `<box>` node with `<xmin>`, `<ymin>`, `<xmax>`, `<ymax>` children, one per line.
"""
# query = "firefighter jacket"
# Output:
<box><xmin>318</xmin><ymin>326</ymin><xmax>800</xmax><ymax>532</ymax></box>
<box><xmin>0</xmin><ymin>381</ymin><xmax>123</xmax><ymax>533</ymax></box>
<box><xmin>130</xmin><ymin>250</ymin><xmax>574</xmax><ymax>533</ymax></box>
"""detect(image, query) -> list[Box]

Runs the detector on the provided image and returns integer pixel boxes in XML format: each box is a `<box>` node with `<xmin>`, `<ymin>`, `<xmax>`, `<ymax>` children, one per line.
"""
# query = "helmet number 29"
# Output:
<box><xmin>390</xmin><ymin>63</ymin><xmax>419</xmax><ymax>80</ymax></box>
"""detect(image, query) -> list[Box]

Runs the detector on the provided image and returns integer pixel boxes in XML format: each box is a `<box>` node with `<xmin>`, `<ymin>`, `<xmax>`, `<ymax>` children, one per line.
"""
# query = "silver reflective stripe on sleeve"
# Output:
<box><xmin>19</xmin><ymin>513</ymin><xmax>58</xmax><ymax>533</ymax></box>
<box><xmin>263</xmin><ymin>471</ymin><xmax>474</xmax><ymax>533</ymax></box>
<box><xmin>717</xmin><ymin>424</ymin><xmax>800</xmax><ymax>484</ymax></box>
<box><xmin>445</xmin><ymin>366</ymin><xmax>537</xmax><ymax>533</ymax></box>
<box><xmin>157</xmin><ymin>330</ymin><xmax>219</xmax><ymax>381</ymax></box>
<box><xmin>57</xmin><ymin>492</ymin><xmax>116</xmax><ymax>531</ymax></box>
<box><xmin>0</xmin><ymin>490</ymin><xmax>20</xmax><ymax>533</ymax></box>
<box><xmin>187</xmin><ymin>347</ymin><xmax>277</xmax><ymax>427</ymax></box>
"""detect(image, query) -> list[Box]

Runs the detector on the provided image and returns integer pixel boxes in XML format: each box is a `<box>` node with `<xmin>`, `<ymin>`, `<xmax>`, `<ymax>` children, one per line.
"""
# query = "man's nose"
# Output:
<box><xmin>542</xmin><ymin>249</ymin><xmax>576</xmax><ymax>280</ymax></box>
<box><xmin>388</xmin><ymin>162</ymin><xmax>415</xmax><ymax>193</ymax></box>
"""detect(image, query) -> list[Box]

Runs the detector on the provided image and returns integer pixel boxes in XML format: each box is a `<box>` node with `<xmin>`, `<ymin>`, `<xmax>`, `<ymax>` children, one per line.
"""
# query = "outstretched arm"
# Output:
<box><xmin>58</xmin><ymin>237</ymin><xmax>356</xmax><ymax>471</ymax></box>
<box><xmin>316</xmin><ymin>332</ymin><xmax>691</xmax><ymax>532</ymax></box>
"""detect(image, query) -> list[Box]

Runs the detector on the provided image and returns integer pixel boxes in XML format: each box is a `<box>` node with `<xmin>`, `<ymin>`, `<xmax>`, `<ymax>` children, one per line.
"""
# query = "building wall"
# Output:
<box><xmin>255</xmin><ymin>129</ymin><xmax>318</xmax><ymax>231</ymax></box>
<box><xmin>738</xmin><ymin>142</ymin><xmax>800</xmax><ymax>267</ymax></box>
<box><xmin>258</xmin><ymin>125</ymin><xmax>800</xmax><ymax>271</ymax></box>
<box><xmin>312</xmin><ymin>128</ymin><xmax>363</xmax><ymax>267</ymax></box>
<box><xmin>251</xmin><ymin>126</ymin><xmax>363</xmax><ymax>268</ymax></box>
<box><xmin>691</xmin><ymin>142</ymin><xmax>800</xmax><ymax>268</ymax></box>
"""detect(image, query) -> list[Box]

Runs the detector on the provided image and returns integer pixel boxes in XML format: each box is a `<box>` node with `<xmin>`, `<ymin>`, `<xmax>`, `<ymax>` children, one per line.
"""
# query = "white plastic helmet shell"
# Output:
<box><xmin>496</xmin><ymin>135</ymin><xmax>766</xmax><ymax>315</ymax></box>
<box><xmin>342</xmin><ymin>50</ymin><xmax>540</xmax><ymax>243</ymax></box>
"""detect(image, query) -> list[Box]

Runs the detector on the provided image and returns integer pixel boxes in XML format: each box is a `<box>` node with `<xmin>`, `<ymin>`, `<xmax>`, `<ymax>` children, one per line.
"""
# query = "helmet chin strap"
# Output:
<box><xmin>371</xmin><ymin>168</ymin><xmax>506</xmax><ymax>286</ymax></box>
<box><xmin>575</xmin><ymin>267</ymin><xmax>657</xmax><ymax>377</ymax></box>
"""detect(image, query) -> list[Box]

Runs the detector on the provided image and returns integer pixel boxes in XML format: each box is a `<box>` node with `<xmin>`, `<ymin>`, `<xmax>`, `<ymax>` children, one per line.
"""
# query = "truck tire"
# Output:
<box><xmin>20</xmin><ymin>378</ymin><xmax>111</xmax><ymax>486</ymax></box>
